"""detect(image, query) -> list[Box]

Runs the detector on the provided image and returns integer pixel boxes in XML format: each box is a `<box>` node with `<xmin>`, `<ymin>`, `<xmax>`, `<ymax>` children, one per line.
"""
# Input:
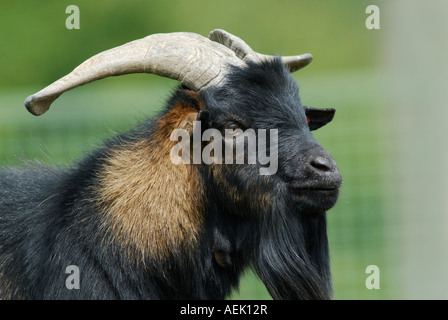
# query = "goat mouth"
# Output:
<box><xmin>286</xmin><ymin>183</ymin><xmax>341</xmax><ymax>211</ymax></box>
<box><xmin>286</xmin><ymin>182</ymin><xmax>341</xmax><ymax>199</ymax></box>
<box><xmin>287</xmin><ymin>183</ymin><xmax>341</xmax><ymax>193</ymax></box>
<box><xmin>288</xmin><ymin>186</ymin><xmax>339</xmax><ymax>195</ymax></box>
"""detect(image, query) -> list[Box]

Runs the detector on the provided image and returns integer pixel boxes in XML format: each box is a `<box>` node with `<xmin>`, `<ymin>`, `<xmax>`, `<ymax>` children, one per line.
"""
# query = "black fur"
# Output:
<box><xmin>0</xmin><ymin>58</ymin><xmax>341</xmax><ymax>299</ymax></box>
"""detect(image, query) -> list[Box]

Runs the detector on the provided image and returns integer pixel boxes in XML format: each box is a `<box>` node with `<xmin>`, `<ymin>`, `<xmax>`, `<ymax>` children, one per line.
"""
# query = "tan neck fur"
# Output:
<box><xmin>95</xmin><ymin>103</ymin><xmax>205</xmax><ymax>263</ymax></box>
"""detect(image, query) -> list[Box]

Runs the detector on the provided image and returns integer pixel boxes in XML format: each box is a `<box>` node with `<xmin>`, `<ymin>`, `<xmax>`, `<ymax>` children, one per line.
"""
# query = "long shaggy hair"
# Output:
<box><xmin>0</xmin><ymin>58</ymin><xmax>339</xmax><ymax>299</ymax></box>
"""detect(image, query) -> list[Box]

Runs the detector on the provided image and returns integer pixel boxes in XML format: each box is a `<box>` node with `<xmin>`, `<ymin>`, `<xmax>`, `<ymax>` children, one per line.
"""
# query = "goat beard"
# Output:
<box><xmin>254</xmin><ymin>197</ymin><xmax>332</xmax><ymax>300</ymax></box>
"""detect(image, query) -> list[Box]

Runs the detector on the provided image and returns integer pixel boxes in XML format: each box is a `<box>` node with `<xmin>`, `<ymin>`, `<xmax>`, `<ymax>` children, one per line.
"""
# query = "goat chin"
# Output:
<box><xmin>254</xmin><ymin>196</ymin><xmax>332</xmax><ymax>300</ymax></box>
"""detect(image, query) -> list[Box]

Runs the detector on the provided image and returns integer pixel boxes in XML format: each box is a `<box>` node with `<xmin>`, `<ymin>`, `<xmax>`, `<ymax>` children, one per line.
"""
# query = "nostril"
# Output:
<box><xmin>310</xmin><ymin>156</ymin><xmax>335</xmax><ymax>173</ymax></box>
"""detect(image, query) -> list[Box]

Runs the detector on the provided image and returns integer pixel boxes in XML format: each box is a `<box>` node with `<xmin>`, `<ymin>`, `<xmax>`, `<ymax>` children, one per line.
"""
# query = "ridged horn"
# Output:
<box><xmin>209</xmin><ymin>29</ymin><xmax>313</xmax><ymax>72</ymax></box>
<box><xmin>25</xmin><ymin>32</ymin><xmax>243</xmax><ymax>116</ymax></box>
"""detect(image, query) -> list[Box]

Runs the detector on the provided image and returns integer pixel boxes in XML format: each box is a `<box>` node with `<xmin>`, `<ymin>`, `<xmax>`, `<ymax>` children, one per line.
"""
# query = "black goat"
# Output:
<box><xmin>0</xmin><ymin>30</ymin><xmax>342</xmax><ymax>299</ymax></box>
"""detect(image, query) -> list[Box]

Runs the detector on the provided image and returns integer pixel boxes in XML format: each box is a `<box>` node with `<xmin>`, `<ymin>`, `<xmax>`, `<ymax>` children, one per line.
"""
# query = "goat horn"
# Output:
<box><xmin>208</xmin><ymin>29</ymin><xmax>261</xmax><ymax>63</ymax></box>
<box><xmin>25</xmin><ymin>32</ymin><xmax>243</xmax><ymax>116</ymax></box>
<box><xmin>209</xmin><ymin>29</ymin><xmax>313</xmax><ymax>72</ymax></box>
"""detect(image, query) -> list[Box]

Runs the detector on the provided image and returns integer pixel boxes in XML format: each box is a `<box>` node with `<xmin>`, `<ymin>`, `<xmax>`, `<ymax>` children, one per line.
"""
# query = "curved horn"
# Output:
<box><xmin>208</xmin><ymin>29</ymin><xmax>261</xmax><ymax>63</ymax></box>
<box><xmin>209</xmin><ymin>29</ymin><xmax>313</xmax><ymax>72</ymax></box>
<box><xmin>25</xmin><ymin>32</ymin><xmax>242</xmax><ymax>116</ymax></box>
<box><xmin>256</xmin><ymin>53</ymin><xmax>313</xmax><ymax>72</ymax></box>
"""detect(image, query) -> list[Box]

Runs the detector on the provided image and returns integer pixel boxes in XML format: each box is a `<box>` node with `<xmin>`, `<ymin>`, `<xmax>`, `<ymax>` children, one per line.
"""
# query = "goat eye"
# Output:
<box><xmin>224</xmin><ymin>123</ymin><xmax>242</xmax><ymax>135</ymax></box>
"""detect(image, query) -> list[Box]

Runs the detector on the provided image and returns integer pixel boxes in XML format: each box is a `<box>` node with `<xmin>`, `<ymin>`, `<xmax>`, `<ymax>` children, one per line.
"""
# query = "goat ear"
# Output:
<box><xmin>304</xmin><ymin>106</ymin><xmax>336</xmax><ymax>131</ymax></box>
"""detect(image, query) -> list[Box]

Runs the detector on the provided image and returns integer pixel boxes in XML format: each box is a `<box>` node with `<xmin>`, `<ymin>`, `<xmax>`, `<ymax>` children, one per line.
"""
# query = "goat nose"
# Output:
<box><xmin>309</xmin><ymin>155</ymin><xmax>337</xmax><ymax>173</ymax></box>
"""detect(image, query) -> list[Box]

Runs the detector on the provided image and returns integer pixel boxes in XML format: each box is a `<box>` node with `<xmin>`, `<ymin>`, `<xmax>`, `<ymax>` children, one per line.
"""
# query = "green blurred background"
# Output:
<box><xmin>1</xmin><ymin>1</ymin><xmax>447</xmax><ymax>299</ymax></box>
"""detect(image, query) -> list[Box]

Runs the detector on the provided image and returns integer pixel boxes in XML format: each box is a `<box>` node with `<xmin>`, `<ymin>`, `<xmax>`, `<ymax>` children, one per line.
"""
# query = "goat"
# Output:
<box><xmin>0</xmin><ymin>30</ymin><xmax>342</xmax><ymax>299</ymax></box>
